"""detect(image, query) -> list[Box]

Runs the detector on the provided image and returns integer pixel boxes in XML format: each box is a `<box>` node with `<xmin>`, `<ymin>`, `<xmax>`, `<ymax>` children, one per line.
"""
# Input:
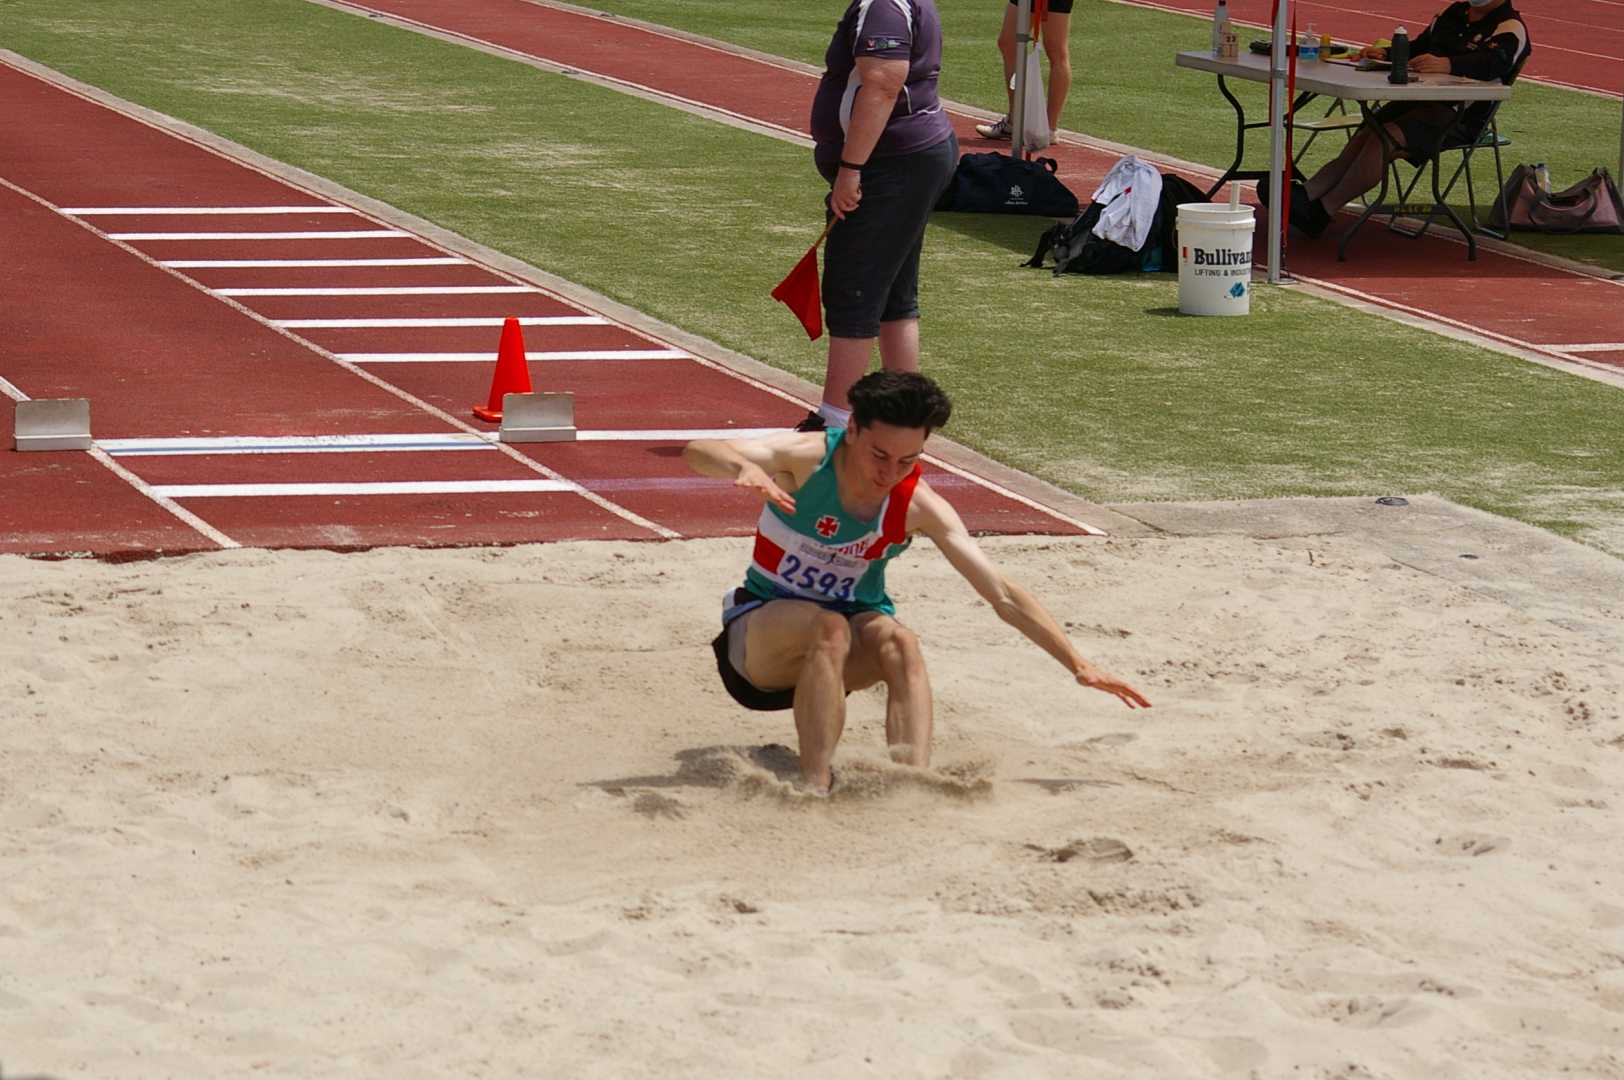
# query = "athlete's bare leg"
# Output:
<box><xmin>740</xmin><ymin>602</ymin><xmax>843</xmax><ymax>790</ymax></box>
<box><xmin>740</xmin><ymin>601</ymin><xmax>929</xmax><ymax>792</ymax></box>
<box><xmin>848</xmin><ymin>612</ymin><xmax>933</xmax><ymax>766</ymax></box>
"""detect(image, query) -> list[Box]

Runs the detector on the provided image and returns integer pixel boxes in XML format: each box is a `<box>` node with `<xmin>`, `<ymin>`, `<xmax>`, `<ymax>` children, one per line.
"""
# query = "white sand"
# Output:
<box><xmin>2</xmin><ymin>516</ymin><xmax>1622</xmax><ymax>1079</ymax></box>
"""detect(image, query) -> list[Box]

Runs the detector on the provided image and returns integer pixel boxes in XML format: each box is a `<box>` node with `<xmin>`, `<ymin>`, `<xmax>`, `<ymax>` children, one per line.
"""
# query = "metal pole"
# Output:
<box><xmin>1011</xmin><ymin>0</ymin><xmax>1032</xmax><ymax>159</ymax></box>
<box><xmin>1267</xmin><ymin>0</ymin><xmax>1289</xmax><ymax>283</ymax></box>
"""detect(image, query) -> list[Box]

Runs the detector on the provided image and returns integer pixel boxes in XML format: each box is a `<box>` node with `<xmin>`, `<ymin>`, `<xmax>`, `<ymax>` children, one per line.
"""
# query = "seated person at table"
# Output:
<box><xmin>1266</xmin><ymin>0</ymin><xmax>1530</xmax><ymax>237</ymax></box>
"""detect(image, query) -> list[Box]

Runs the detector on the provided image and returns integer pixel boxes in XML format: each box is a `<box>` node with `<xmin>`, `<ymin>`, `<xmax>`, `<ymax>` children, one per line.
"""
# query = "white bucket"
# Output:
<box><xmin>1176</xmin><ymin>203</ymin><xmax>1255</xmax><ymax>316</ymax></box>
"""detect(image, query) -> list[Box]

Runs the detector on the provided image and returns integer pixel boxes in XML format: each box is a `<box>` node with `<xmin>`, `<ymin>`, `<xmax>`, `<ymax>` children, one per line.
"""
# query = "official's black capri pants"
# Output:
<box><xmin>817</xmin><ymin>133</ymin><xmax>958</xmax><ymax>340</ymax></box>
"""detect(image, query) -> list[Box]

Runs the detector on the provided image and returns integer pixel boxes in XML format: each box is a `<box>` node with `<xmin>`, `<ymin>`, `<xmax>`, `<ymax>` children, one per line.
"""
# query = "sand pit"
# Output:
<box><xmin>2</xmin><ymin>502</ymin><xmax>1622</xmax><ymax>1078</ymax></box>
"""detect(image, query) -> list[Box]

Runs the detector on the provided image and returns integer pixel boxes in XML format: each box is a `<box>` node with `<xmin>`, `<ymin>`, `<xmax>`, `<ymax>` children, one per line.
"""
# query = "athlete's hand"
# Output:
<box><xmin>736</xmin><ymin>462</ymin><xmax>796</xmax><ymax>515</ymax></box>
<box><xmin>830</xmin><ymin>168</ymin><xmax>862</xmax><ymax>219</ymax></box>
<box><xmin>1074</xmin><ymin>662</ymin><xmax>1152</xmax><ymax>709</ymax></box>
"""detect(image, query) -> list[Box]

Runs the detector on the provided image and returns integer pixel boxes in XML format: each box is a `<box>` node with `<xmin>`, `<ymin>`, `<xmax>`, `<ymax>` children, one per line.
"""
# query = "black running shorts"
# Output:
<box><xmin>1008</xmin><ymin>0</ymin><xmax>1075</xmax><ymax>14</ymax></box>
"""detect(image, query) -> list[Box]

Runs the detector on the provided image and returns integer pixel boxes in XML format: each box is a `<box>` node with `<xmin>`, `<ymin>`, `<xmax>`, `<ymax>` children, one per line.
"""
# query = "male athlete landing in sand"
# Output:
<box><xmin>684</xmin><ymin>371</ymin><xmax>1149</xmax><ymax>795</ymax></box>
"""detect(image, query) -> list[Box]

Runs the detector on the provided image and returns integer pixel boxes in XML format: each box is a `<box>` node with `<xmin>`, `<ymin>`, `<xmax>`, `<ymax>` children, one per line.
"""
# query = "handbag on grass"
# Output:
<box><xmin>934</xmin><ymin>152</ymin><xmax>1078</xmax><ymax>217</ymax></box>
<box><xmin>1489</xmin><ymin>165</ymin><xmax>1624</xmax><ymax>234</ymax></box>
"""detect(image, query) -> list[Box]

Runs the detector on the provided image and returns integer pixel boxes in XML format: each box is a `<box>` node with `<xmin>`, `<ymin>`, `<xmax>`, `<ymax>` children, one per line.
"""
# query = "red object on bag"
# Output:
<box><xmin>771</xmin><ymin>245</ymin><xmax>823</xmax><ymax>341</ymax></box>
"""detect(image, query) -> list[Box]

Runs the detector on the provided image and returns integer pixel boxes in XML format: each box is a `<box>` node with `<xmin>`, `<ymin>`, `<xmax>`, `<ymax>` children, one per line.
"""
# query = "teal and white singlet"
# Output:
<box><xmin>740</xmin><ymin>428</ymin><xmax>922</xmax><ymax>616</ymax></box>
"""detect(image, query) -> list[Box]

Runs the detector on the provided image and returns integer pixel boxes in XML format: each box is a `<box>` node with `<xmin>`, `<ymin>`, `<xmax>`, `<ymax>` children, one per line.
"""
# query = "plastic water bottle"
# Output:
<box><xmin>1388</xmin><ymin>26</ymin><xmax>1410</xmax><ymax>84</ymax></box>
<box><xmin>1211</xmin><ymin>0</ymin><xmax>1232</xmax><ymax>58</ymax></box>
<box><xmin>1535</xmin><ymin>163</ymin><xmax>1551</xmax><ymax>194</ymax></box>
<box><xmin>1300</xmin><ymin>25</ymin><xmax>1319</xmax><ymax>62</ymax></box>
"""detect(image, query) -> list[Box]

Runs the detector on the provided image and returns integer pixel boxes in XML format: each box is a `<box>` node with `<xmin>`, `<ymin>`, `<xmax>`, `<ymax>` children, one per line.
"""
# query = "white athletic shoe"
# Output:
<box><xmin>975</xmin><ymin>116</ymin><xmax>1011</xmax><ymax>140</ymax></box>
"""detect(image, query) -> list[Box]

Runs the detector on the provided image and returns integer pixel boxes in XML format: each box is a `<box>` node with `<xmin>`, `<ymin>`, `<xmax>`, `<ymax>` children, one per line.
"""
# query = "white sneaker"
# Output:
<box><xmin>975</xmin><ymin>116</ymin><xmax>1011</xmax><ymax>140</ymax></box>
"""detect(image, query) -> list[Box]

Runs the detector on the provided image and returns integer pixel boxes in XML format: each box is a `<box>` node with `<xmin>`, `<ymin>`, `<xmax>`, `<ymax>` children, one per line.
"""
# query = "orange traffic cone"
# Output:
<box><xmin>473</xmin><ymin>317</ymin><xmax>533</xmax><ymax>422</ymax></box>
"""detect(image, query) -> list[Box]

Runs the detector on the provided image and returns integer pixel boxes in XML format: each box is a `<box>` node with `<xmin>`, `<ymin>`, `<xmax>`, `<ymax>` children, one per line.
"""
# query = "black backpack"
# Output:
<box><xmin>1026</xmin><ymin>171</ymin><xmax>1209</xmax><ymax>275</ymax></box>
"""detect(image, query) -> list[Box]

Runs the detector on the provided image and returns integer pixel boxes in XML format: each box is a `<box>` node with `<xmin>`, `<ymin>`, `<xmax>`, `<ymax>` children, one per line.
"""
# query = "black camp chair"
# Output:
<box><xmin>1387</xmin><ymin>51</ymin><xmax>1528</xmax><ymax>241</ymax></box>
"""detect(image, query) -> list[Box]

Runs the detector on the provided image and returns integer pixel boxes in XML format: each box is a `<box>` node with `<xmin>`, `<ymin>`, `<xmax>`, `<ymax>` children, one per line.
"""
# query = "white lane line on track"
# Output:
<box><xmin>276</xmin><ymin>316</ymin><xmax>607</xmax><ymax>328</ymax></box>
<box><xmin>63</xmin><ymin>205</ymin><xmax>352</xmax><ymax>215</ymax></box>
<box><xmin>163</xmin><ymin>257</ymin><xmax>468</xmax><ymax>267</ymax></box>
<box><xmin>99</xmin><ymin>429</ymin><xmax>785</xmax><ymax>456</ymax></box>
<box><xmin>0</xmin><ymin>342</ymin><xmax>243</xmax><ymax>548</ymax></box>
<box><xmin>215</xmin><ymin>285</ymin><xmax>539</xmax><ymax>296</ymax></box>
<box><xmin>101</xmin><ymin>433</ymin><xmax>496</xmax><ymax>455</ymax></box>
<box><xmin>1544</xmin><ymin>343</ymin><xmax>1624</xmax><ymax>353</ymax></box>
<box><xmin>153</xmin><ymin>480</ymin><xmax>575</xmax><ymax>498</ymax></box>
<box><xmin>3</xmin><ymin>65</ymin><xmax>679</xmax><ymax>543</ymax></box>
<box><xmin>341</xmin><ymin>349</ymin><xmax>686</xmax><ymax>362</ymax></box>
<box><xmin>112</xmin><ymin>230</ymin><xmax>410</xmax><ymax>240</ymax></box>
<box><xmin>91</xmin><ymin>449</ymin><xmax>243</xmax><ymax>548</ymax></box>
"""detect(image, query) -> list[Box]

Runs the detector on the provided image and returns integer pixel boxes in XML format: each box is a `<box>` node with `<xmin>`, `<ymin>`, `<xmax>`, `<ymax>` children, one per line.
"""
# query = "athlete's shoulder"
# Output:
<box><xmin>903</xmin><ymin>475</ymin><xmax>956</xmax><ymax>533</ymax></box>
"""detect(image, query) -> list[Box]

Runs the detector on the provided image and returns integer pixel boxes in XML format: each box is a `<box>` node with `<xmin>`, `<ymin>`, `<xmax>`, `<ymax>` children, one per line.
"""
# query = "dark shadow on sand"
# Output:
<box><xmin>585</xmin><ymin>743</ymin><xmax>801</xmax><ymax>795</ymax></box>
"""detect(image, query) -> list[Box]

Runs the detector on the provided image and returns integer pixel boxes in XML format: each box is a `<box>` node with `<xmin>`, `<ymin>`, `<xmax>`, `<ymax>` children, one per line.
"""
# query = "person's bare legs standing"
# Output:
<box><xmin>1042</xmin><ymin>11</ymin><xmax>1072</xmax><ymax>133</ymax></box>
<box><xmin>991</xmin><ymin>4</ymin><xmax>1019</xmax><ymax>125</ymax></box>
<box><xmin>819</xmin><ymin>320</ymin><xmax>919</xmax><ymax>412</ymax></box>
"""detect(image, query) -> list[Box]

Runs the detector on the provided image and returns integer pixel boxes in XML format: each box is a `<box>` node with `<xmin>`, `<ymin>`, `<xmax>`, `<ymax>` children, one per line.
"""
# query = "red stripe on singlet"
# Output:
<box><xmin>752</xmin><ymin>531</ymin><xmax>786</xmax><ymax>573</ymax></box>
<box><xmin>862</xmin><ymin>464</ymin><xmax>922</xmax><ymax>561</ymax></box>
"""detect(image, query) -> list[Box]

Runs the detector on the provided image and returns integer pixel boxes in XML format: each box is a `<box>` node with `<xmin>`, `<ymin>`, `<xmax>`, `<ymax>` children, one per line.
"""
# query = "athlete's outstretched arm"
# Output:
<box><xmin>912</xmin><ymin>482</ymin><xmax>1151</xmax><ymax>709</ymax></box>
<box><xmin>682</xmin><ymin>432</ymin><xmax>821</xmax><ymax>515</ymax></box>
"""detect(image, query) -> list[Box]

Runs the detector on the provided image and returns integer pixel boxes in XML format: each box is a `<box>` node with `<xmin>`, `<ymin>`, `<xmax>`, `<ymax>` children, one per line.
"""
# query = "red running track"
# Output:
<box><xmin>1115</xmin><ymin>0</ymin><xmax>1624</xmax><ymax>96</ymax></box>
<box><xmin>0</xmin><ymin>61</ymin><xmax>1095</xmax><ymax>557</ymax></box>
<box><xmin>335</xmin><ymin>0</ymin><xmax>1624</xmax><ymax>379</ymax></box>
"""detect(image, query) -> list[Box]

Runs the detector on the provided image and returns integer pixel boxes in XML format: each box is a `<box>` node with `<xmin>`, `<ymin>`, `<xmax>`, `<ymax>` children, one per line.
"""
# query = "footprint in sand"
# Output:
<box><xmin>1434</xmin><ymin>832</ymin><xmax>1508</xmax><ymax>856</ymax></box>
<box><xmin>1025</xmin><ymin>837</ymin><xmax>1134</xmax><ymax>864</ymax></box>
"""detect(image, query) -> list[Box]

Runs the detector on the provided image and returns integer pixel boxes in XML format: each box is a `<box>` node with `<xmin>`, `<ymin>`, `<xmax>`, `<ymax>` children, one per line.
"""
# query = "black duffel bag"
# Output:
<box><xmin>934</xmin><ymin>152</ymin><xmax>1079</xmax><ymax>217</ymax></box>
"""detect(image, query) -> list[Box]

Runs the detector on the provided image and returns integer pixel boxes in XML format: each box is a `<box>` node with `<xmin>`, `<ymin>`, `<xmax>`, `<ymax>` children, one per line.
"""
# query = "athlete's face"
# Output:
<box><xmin>846</xmin><ymin>420</ymin><xmax>928</xmax><ymax>494</ymax></box>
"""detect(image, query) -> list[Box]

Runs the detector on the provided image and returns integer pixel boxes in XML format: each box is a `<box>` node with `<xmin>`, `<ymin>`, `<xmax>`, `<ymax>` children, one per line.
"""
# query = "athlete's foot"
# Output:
<box><xmin>797</xmin><ymin>767</ymin><xmax>834</xmax><ymax>797</ymax></box>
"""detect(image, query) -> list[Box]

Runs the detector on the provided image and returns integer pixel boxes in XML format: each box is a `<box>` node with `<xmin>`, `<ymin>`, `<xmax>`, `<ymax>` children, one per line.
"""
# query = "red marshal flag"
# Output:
<box><xmin>771</xmin><ymin>244</ymin><xmax>823</xmax><ymax>340</ymax></box>
<box><xmin>771</xmin><ymin>218</ymin><xmax>836</xmax><ymax>341</ymax></box>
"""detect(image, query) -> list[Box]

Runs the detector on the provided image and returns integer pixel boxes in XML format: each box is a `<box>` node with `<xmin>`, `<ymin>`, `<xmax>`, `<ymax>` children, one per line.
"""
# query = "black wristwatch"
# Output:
<box><xmin>838</xmin><ymin>159</ymin><xmax>865</xmax><ymax>172</ymax></box>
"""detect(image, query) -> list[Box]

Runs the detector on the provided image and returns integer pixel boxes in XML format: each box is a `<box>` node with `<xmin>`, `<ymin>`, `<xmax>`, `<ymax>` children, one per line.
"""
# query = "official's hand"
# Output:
<box><xmin>830</xmin><ymin>168</ymin><xmax>862</xmax><ymax>220</ymax></box>
<box><xmin>1074</xmin><ymin>662</ymin><xmax>1153</xmax><ymax>709</ymax></box>
<box><xmin>736</xmin><ymin>462</ymin><xmax>796</xmax><ymax>515</ymax></box>
<box><xmin>1409</xmin><ymin>53</ymin><xmax>1451</xmax><ymax>74</ymax></box>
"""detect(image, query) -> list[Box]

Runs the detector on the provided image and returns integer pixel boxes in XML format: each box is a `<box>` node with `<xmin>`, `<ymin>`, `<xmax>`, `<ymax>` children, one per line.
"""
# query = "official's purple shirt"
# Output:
<box><xmin>810</xmin><ymin>0</ymin><xmax>953</xmax><ymax>168</ymax></box>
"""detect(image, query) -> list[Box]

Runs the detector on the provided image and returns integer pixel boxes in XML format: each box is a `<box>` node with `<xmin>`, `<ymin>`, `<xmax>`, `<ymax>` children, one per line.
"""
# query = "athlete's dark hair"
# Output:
<box><xmin>847</xmin><ymin>371</ymin><xmax>952</xmax><ymax>434</ymax></box>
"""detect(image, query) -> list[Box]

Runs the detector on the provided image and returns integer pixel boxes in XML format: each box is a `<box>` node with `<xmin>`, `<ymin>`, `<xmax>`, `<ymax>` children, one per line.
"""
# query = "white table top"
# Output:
<box><xmin>1175</xmin><ymin>50</ymin><xmax>1510</xmax><ymax>102</ymax></box>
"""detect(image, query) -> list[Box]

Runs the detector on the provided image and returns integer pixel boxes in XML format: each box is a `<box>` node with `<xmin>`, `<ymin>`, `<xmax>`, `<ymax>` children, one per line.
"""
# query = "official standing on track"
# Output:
<box><xmin>800</xmin><ymin>0</ymin><xmax>959</xmax><ymax>434</ymax></box>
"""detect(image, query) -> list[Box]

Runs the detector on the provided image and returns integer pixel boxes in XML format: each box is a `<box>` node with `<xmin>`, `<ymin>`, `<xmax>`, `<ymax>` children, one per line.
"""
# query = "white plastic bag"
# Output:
<box><xmin>1019</xmin><ymin>48</ymin><xmax>1051</xmax><ymax>151</ymax></box>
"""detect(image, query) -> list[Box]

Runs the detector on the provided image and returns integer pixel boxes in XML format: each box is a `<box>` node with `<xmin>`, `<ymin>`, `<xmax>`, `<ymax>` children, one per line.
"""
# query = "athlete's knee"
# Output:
<box><xmin>808</xmin><ymin>610</ymin><xmax>854</xmax><ymax>658</ymax></box>
<box><xmin>1043</xmin><ymin>36</ymin><xmax>1071</xmax><ymax>68</ymax></box>
<box><xmin>873</xmin><ymin>623</ymin><xmax>924</xmax><ymax>677</ymax></box>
